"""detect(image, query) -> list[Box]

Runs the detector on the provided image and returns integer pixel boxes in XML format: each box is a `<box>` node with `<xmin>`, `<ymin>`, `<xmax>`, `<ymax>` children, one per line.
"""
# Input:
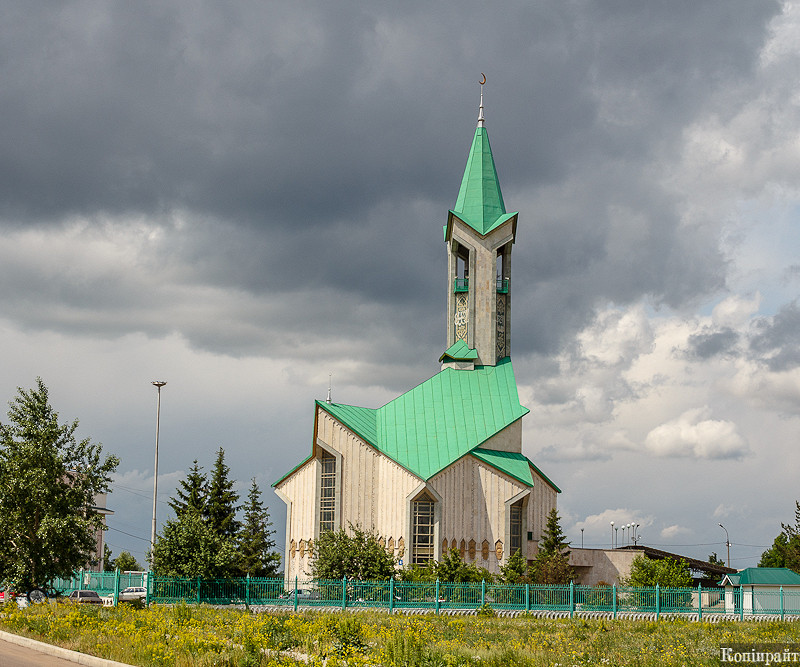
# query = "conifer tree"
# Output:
<box><xmin>0</xmin><ymin>379</ymin><xmax>119</xmax><ymax>590</ymax></box>
<box><xmin>531</xmin><ymin>508</ymin><xmax>574</xmax><ymax>584</ymax></box>
<box><xmin>205</xmin><ymin>447</ymin><xmax>240</xmax><ymax>539</ymax></box>
<box><xmin>539</xmin><ymin>508</ymin><xmax>570</xmax><ymax>556</ymax></box>
<box><xmin>168</xmin><ymin>460</ymin><xmax>207</xmax><ymax>518</ymax></box>
<box><xmin>237</xmin><ymin>478</ymin><xmax>280</xmax><ymax>577</ymax></box>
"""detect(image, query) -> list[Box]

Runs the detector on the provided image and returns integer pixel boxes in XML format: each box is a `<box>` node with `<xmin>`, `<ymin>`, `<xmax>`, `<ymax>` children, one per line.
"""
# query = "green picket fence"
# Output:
<box><xmin>45</xmin><ymin>573</ymin><xmax>800</xmax><ymax>619</ymax></box>
<box><xmin>50</xmin><ymin>570</ymin><xmax>146</xmax><ymax>598</ymax></box>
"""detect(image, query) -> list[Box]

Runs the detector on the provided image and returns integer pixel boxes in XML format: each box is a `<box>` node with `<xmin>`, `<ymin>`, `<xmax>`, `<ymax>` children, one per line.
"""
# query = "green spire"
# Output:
<box><xmin>450</xmin><ymin>85</ymin><xmax>517</xmax><ymax>236</ymax></box>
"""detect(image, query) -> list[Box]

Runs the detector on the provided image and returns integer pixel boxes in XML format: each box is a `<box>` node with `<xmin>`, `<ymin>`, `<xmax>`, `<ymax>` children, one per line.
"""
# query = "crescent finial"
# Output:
<box><xmin>480</xmin><ymin>73</ymin><xmax>486</xmax><ymax>85</ymax></box>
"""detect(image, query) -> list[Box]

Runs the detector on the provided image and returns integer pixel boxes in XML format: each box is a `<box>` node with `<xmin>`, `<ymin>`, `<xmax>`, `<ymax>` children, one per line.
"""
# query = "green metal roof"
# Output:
<box><xmin>316</xmin><ymin>358</ymin><xmax>529</xmax><ymax>481</ymax></box>
<box><xmin>450</xmin><ymin>126</ymin><xmax>518</xmax><ymax>236</ymax></box>
<box><xmin>439</xmin><ymin>340</ymin><xmax>479</xmax><ymax>362</ymax></box>
<box><xmin>723</xmin><ymin>568</ymin><xmax>800</xmax><ymax>586</ymax></box>
<box><xmin>472</xmin><ymin>448</ymin><xmax>561</xmax><ymax>493</ymax></box>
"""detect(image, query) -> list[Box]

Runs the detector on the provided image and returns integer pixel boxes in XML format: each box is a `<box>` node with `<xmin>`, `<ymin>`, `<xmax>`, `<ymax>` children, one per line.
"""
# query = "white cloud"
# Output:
<box><xmin>660</xmin><ymin>524</ymin><xmax>690</xmax><ymax>540</ymax></box>
<box><xmin>643</xmin><ymin>407</ymin><xmax>749</xmax><ymax>460</ymax></box>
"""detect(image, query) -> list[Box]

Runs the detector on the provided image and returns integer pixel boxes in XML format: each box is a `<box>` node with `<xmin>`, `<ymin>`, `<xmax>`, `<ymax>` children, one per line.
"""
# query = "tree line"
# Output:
<box><xmin>150</xmin><ymin>448</ymin><xmax>280</xmax><ymax>579</ymax></box>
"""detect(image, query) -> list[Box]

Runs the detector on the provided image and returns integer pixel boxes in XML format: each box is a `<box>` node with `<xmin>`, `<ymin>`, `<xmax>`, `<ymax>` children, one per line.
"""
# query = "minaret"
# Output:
<box><xmin>441</xmin><ymin>76</ymin><xmax>518</xmax><ymax>370</ymax></box>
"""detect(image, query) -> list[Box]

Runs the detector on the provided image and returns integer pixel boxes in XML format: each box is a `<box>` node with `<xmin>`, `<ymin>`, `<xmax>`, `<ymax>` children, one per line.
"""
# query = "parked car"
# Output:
<box><xmin>118</xmin><ymin>586</ymin><xmax>147</xmax><ymax>602</ymax></box>
<box><xmin>67</xmin><ymin>590</ymin><xmax>103</xmax><ymax>605</ymax></box>
<box><xmin>278</xmin><ymin>589</ymin><xmax>321</xmax><ymax>602</ymax></box>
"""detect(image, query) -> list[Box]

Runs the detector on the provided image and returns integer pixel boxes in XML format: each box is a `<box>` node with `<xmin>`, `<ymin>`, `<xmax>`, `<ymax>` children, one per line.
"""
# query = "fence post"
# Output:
<box><xmin>781</xmin><ymin>586</ymin><xmax>784</xmax><ymax>621</ymax></box>
<box><xmin>570</xmin><ymin>581</ymin><xmax>574</xmax><ymax>618</ymax></box>
<box><xmin>525</xmin><ymin>584</ymin><xmax>530</xmax><ymax>612</ymax></box>
<box><xmin>739</xmin><ymin>585</ymin><xmax>744</xmax><ymax>621</ymax></box>
<box><xmin>481</xmin><ymin>579</ymin><xmax>485</xmax><ymax>608</ymax></box>
<box><xmin>342</xmin><ymin>576</ymin><xmax>347</xmax><ymax>610</ymax></box>
<box><xmin>697</xmin><ymin>583</ymin><xmax>702</xmax><ymax>620</ymax></box>
<box><xmin>435</xmin><ymin>579</ymin><xmax>440</xmax><ymax>615</ymax></box>
<box><xmin>246</xmin><ymin>573</ymin><xmax>251</xmax><ymax>607</ymax></box>
<box><xmin>145</xmin><ymin>572</ymin><xmax>150</xmax><ymax>607</ymax></box>
<box><xmin>389</xmin><ymin>578</ymin><xmax>394</xmax><ymax>615</ymax></box>
<box><xmin>196</xmin><ymin>577</ymin><xmax>201</xmax><ymax>605</ymax></box>
<box><xmin>655</xmin><ymin>584</ymin><xmax>660</xmax><ymax>621</ymax></box>
<box><xmin>612</xmin><ymin>584</ymin><xmax>617</xmax><ymax>619</ymax></box>
<box><xmin>294</xmin><ymin>576</ymin><xmax>298</xmax><ymax>612</ymax></box>
<box><xmin>113</xmin><ymin>568</ymin><xmax>121</xmax><ymax>607</ymax></box>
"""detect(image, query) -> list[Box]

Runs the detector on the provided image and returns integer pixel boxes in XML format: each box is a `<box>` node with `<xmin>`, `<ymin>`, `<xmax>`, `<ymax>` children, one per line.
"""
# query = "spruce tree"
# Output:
<box><xmin>205</xmin><ymin>447</ymin><xmax>240</xmax><ymax>539</ymax></box>
<box><xmin>539</xmin><ymin>508</ymin><xmax>570</xmax><ymax>556</ymax></box>
<box><xmin>237</xmin><ymin>478</ymin><xmax>280</xmax><ymax>577</ymax></box>
<box><xmin>168</xmin><ymin>460</ymin><xmax>207</xmax><ymax>518</ymax></box>
<box><xmin>532</xmin><ymin>508</ymin><xmax>574</xmax><ymax>584</ymax></box>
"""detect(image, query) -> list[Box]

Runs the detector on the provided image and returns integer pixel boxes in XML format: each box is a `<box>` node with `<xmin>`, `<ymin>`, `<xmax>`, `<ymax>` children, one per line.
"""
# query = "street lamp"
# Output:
<box><xmin>581</xmin><ymin>528</ymin><xmax>584</xmax><ymax>549</ymax></box>
<box><xmin>718</xmin><ymin>523</ymin><xmax>731</xmax><ymax>568</ymax></box>
<box><xmin>610</xmin><ymin>521</ymin><xmax>614</xmax><ymax>549</ymax></box>
<box><xmin>150</xmin><ymin>381</ymin><xmax>167</xmax><ymax>566</ymax></box>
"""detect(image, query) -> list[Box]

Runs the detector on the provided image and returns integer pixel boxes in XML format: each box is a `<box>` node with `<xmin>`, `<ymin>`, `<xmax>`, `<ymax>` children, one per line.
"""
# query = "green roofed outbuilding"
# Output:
<box><xmin>274</xmin><ymin>79</ymin><xmax>559</xmax><ymax>584</ymax></box>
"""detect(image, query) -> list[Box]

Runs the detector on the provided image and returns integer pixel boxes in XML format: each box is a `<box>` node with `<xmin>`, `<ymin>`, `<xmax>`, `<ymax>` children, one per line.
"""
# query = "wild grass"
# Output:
<box><xmin>1</xmin><ymin>601</ymin><xmax>800</xmax><ymax>666</ymax></box>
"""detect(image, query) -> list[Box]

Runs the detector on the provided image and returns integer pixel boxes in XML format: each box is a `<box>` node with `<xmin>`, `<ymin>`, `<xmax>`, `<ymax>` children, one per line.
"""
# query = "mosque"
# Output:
<box><xmin>274</xmin><ymin>82</ymin><xmax>559</xmax><ymax>582</ymax></box>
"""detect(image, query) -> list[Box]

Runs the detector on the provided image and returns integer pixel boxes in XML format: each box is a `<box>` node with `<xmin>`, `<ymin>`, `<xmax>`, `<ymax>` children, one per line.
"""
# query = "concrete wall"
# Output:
<box><xmin>569</xmin><ymin>548</ymin><xmax>641</xmax><ymax>586</ymax></box>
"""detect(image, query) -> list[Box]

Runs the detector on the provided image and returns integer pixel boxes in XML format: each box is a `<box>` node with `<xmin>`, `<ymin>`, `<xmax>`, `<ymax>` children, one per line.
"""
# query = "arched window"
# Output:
<box><xmin>319</xmin><ymin>450</ymin><xmax>336</xmax><ymax>533</ymax></box>
<box><xmin>412</xmin><ymin>492</ymin><xmax>436</xmax><ymax>564</ymax></box>
<box><xmin>510</xmin><ymin>500</ymin><xmax>523</xmax><ymax>556</ymax></box>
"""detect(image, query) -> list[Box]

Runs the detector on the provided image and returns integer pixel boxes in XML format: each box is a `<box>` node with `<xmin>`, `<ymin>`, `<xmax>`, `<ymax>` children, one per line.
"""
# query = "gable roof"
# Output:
<box><xmin>471</xmin><ymin>448</ymin><xmax>561</xmax><ymax>492</ymax></box>
<box><xmin>721</xmin><ymin>567</ymin><xmax>800</xmax><ymax>587</ymax></box>
<box><xmin>312</xmin><ymin>358</ymin><xmax>530</xmax><ymax>482</ymax></box>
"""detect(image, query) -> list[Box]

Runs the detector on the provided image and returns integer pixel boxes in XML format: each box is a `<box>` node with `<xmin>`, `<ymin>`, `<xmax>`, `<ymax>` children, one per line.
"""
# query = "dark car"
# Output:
<box><xmin>68</xmin><ymin>590</ymin><xmax>103</xmax><ymax>605</ymax></box>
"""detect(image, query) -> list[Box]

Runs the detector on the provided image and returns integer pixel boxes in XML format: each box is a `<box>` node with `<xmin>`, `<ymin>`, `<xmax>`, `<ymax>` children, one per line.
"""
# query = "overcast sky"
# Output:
<box><xmin>2</xmin><ymin>0</ymin><xmax>799</xmax><ymax>570</ymax></box>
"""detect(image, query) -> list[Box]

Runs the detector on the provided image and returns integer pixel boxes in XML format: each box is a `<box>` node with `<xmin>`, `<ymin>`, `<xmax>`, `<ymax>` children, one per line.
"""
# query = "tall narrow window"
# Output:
<box><xmin>510</xmin><ymin>501</ymin><xmax>523</xmax><ymax>555</ymax></box>
<box><xmin>412</xmin><ymin>493</ymin><xmax>435</xmax><ymax>564</ymax></box>
<box><xmin>319</xmin><ymin>451</ymin><xmax>336</xmax><ymax>533</ymax></box>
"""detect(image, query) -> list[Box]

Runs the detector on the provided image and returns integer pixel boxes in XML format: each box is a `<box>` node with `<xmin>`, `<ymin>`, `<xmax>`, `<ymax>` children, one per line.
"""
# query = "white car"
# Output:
<box><xmin>118</xmin><ymin>586</ymin><xmax>147</xmax><ymax>602</ymax></box>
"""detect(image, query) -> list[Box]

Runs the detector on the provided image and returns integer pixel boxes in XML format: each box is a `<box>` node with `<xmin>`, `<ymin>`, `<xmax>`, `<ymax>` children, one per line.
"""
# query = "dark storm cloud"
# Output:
<box><xmin>750</xmin><ymin>302</ymin><xmax>800</xmax><ymax>371</ymax></box>
<box><xmin>687</xmin><ymin>327</ymin><xmax>740</xmax><ymax>359</ymax></box>
<box><xmin>0</xmin><ymin>0</ymin><xmax>782</xmax><ymax>371</ymax></box>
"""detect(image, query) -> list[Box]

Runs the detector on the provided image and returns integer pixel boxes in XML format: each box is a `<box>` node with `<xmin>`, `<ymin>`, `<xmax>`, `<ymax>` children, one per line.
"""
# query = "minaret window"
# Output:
<box><xmin>496</xmin><ymin>248</ymin><xmax>509</xmax><ymax>293</ymax></box>
<box><xmin>454</xmin><ymin>243</ymin><xmax>470</xmax><ymax>292</ymax></box>
<box><xmin>319</xmin><ymin>451</ymin><xmax>336</xmax><ymax>533</ymax></box>
<box><xmin>411</xmin><ymin>492</ymin><xmax>436</xmax><ymax>564</ymax></box>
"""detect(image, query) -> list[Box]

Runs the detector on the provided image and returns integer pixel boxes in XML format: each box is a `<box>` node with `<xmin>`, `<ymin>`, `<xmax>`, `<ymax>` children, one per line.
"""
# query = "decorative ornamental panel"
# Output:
<box><xmin>459</xmin><ymin>539</ymin><xmax>466</xmax><ymax>559</ymax></box>
<box><xmin>450</xmin><ymin>538</ymin><xmax>457</xmax><ymax>552</ymax></box>
<box><xmin>442</xmin><ymin>538</ymin><xmax>449</xmax><ymax>555</ymax></box>
<box><xmin>299</xmin><ymin>540</ymin><xmax>306</xmax><ymax>558</ymax></box>
<box><xmin>495</xmin><ymin>540</ymin><xmax>503</xmax><ymax>561</ymax></box>
<box><xmin>468</xmin><ymin>539</ymin><xmax>476</xmax><ymax>560</ymax></box>
<box><xmin>455</xmin><ymin>293</ymin><xmax>468</xmax><ymax>342</ymax></box>
<box><xmin>398</xmin><ymin>537</ymin><xmax>405</xmax><ymax>558</ymax></box>
<box><xmin>496</xmin><ymin>294</ymin><xmax>506</xmax><ymax>360</ymax></box>
<box><xmin>481</xmin><ymin>540</ymin><xmax>490</xmax><ymax>560</ymax></box>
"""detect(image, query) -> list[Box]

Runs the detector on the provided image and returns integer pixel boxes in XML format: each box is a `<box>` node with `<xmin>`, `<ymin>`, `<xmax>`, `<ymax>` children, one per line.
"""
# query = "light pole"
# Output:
<box><xmin>610</xmin><ymin>521</ymin><xmax>614</xmax><ymax>549</ymax></box>
<box><xmin>614</xmin><ymin>526</ymin><xmax>619</xmax><ymax>549</ymax></box>
<box><xmin>581</xmin><ymin>528</ymin><xmax>584</xmax><ymax>549</ymax></box>
<box><xmin>718</xmin><ymin>523</ymin><xmax>731</xmax><ymax>568</ymax></box>
<box><xmin>150</xmin><ymin>381</ymin><xmax>167</xmax><ymax>566</ymax></box>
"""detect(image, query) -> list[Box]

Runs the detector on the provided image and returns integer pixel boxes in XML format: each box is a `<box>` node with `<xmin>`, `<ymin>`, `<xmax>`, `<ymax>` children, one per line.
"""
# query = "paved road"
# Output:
<box><xmin>0</xmin><ymin>637</ymin><xmax>83</xmax><ymax>666</ymax></box>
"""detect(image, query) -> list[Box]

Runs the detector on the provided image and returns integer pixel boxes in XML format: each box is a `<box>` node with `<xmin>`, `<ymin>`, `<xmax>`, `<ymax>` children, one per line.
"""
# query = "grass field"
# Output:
<box><xmin>2</xmin><ymin>602</ymin><xmax>800</xmax><ymax>666</ymax></box>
